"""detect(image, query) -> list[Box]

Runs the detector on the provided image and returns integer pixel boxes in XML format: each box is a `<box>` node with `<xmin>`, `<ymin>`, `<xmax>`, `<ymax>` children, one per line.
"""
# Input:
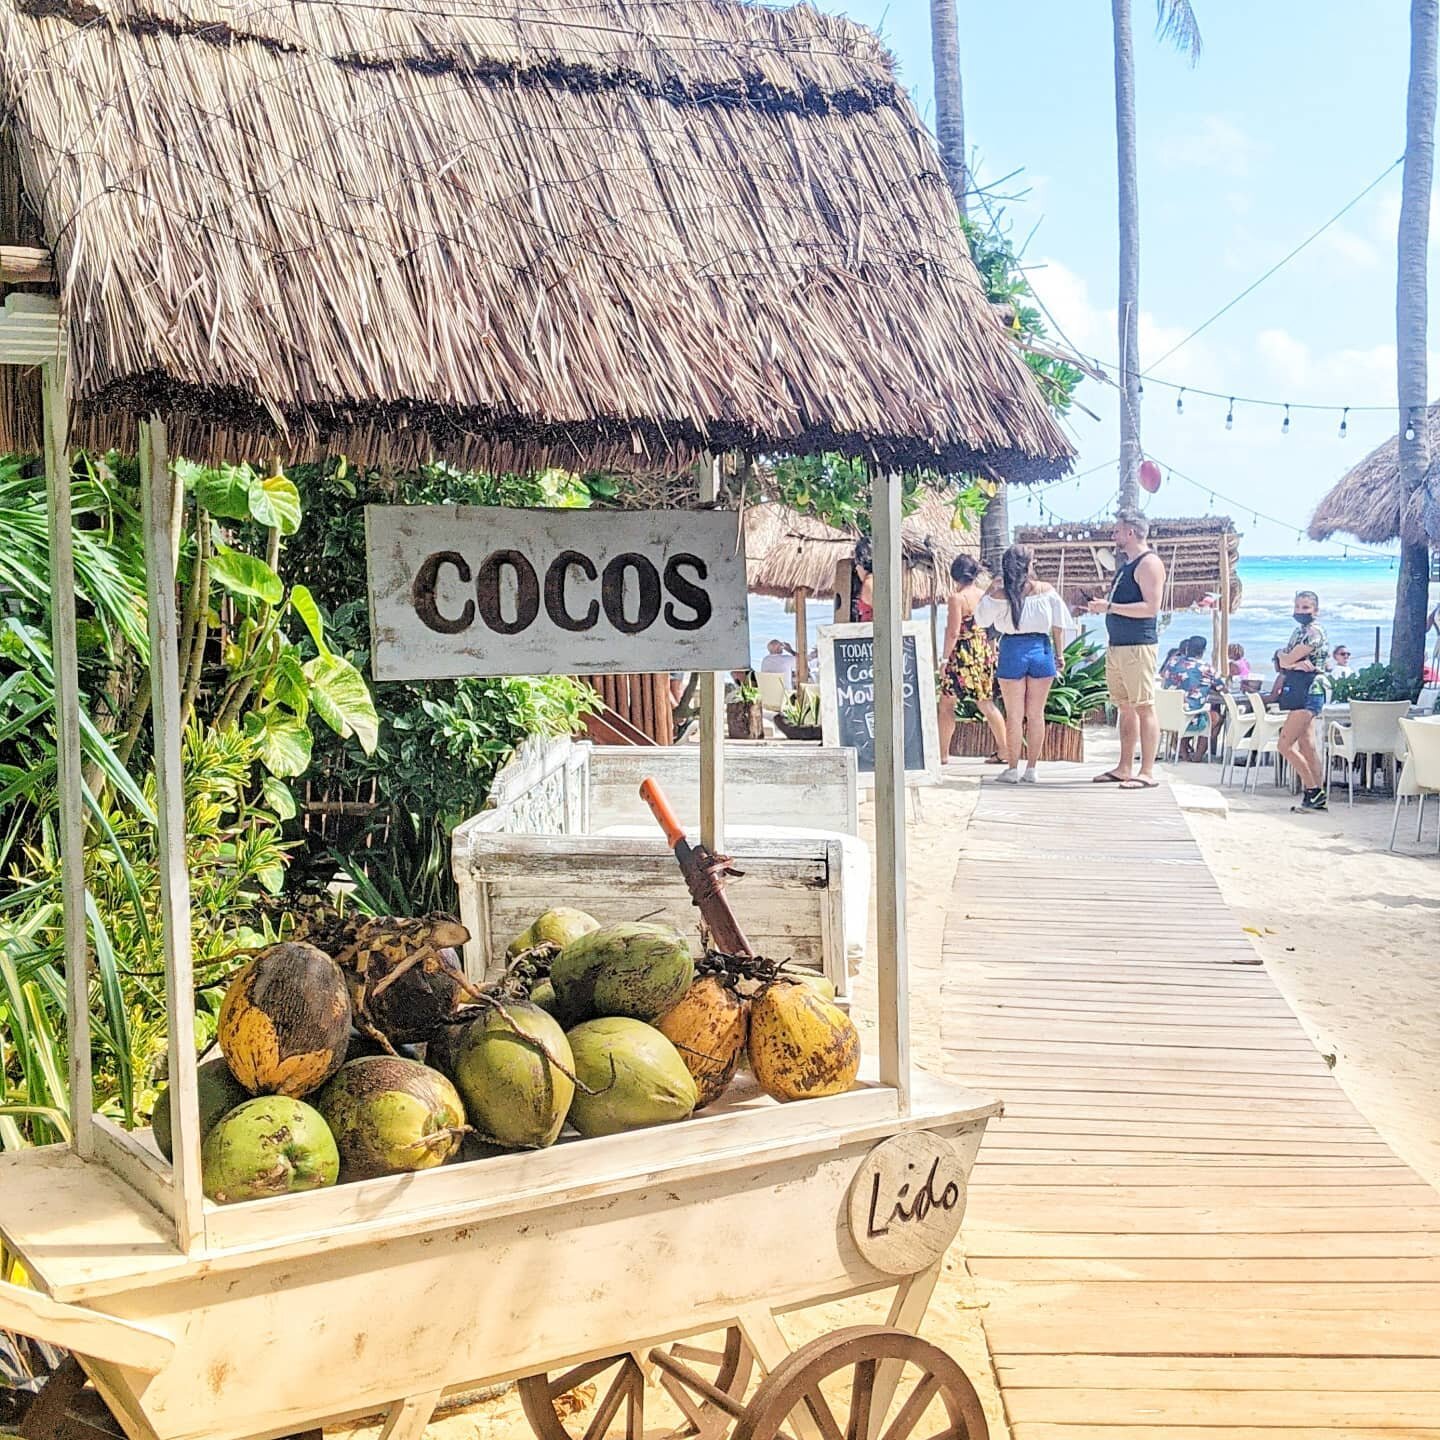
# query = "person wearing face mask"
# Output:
<box><xmin>1275</xmin><ymin>589</ymin><xmax>1330</xmax><ymax>812</ymax></box>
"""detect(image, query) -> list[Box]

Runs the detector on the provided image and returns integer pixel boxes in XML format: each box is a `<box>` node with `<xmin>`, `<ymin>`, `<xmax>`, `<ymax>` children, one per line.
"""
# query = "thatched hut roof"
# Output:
<box><xmin>746</xmin><ymin>489</ymin><xmax>976</xmax><ymax>604</ymax></box>
<box><xmin>0</xmin><ymin>0</ymin><xmax>1073</xmax><ymax>480</ymax></box>
<box><xmin>1014</xmin><ymin>517</ymin><xmax>1242</xmax><ymax>614</ymax></box>
<box><xmin>1308</xmin><ymin>409</ymin><xmax>1433</xmax><ymax>545</ymax></box>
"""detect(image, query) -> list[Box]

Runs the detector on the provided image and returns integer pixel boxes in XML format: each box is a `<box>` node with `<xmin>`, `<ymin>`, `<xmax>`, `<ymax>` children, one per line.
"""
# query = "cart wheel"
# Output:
<box><xmin>519</xmin><ymin>1328</ymin><xmax>752</xmax><ymax>1440</ymax></box>
<box><xmin>732</xmin><ymin>1327</ymin><xmax>987</xmax><ymax>1440</ymax></box>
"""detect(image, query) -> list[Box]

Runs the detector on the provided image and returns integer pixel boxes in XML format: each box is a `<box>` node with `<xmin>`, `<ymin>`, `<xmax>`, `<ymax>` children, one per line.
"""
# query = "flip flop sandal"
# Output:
<box><xmin>1118</xmin><ymin>778</ymin><xmax>1160</xmax><ymax>790</ymax></box>
<box><xmin>1091</xmin><ymin>771</ymin><xmax>1128</xmax><ymax>783</ymax></box>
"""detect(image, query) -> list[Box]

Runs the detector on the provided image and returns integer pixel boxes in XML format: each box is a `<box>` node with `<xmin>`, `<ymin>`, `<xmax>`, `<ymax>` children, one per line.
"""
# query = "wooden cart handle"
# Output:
<box><xmin>0</xmin><ymin>1278</ymin><xmax>174</xmax><ymax>1374</ymax></box>
<box><xmin>639</xmin><ymin>779</ymin><xmax>686</xmax><ymax>849</ymax></box>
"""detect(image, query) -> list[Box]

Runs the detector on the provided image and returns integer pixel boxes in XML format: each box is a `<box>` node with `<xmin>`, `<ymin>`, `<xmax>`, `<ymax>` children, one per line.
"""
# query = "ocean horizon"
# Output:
<box><xmin>746</xmin><ymin>553</ymin><xmax>1440</xmax><ymax>673</ymax></box>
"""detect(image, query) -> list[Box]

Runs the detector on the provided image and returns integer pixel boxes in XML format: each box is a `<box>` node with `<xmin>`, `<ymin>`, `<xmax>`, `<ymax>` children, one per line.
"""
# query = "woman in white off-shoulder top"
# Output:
<box><xmin>974</xmin><ymin>544</ymin><xmax>1077</xmax><ymax>784</ymax></box>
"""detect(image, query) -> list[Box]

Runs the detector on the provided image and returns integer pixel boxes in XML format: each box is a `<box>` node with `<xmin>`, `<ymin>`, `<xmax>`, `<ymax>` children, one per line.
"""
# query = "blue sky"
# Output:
<box><xmin>817</xmin><ymin>1</ymin><xmax>1425</xmax><ymax>555</ymax></box>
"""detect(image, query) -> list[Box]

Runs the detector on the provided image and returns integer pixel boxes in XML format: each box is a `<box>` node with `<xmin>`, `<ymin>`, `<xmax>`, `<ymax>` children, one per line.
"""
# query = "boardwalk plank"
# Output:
<box><xmin>943</xmin><ymin>772</ymin><xmax>1440</xmax><ymax>1439</ymax></box>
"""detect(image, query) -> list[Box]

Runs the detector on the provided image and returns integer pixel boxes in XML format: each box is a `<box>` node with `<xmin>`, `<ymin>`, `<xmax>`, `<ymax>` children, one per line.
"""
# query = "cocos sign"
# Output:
<box><xmin>365</xmin><ymin>505</ymin><xmax>751</xmax><ymax>682</ymax></box>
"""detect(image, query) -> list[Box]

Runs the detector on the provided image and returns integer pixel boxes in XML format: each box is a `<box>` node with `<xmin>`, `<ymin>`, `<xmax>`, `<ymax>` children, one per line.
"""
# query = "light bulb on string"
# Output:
<box><xmin>1176</xmin><ymin>388</ymin><xmax>1185</xmax><ymax>415</ymax></box>
<box><xmin>1339</xmin><ymin>407</ymin><xmax>1349</xmax><ymax>439</ymax></box>
<box><xmin>1282</xmin><ymin>404</ymin><xmax>1290</xmax><ymax>435</ymax></box>
<box><xmin>1225</xmin><ymin>398</ymin><xmax>1235</xmax><ymax>431</ymax></box>
<box><xmin>1406</xmin><ymin>407</ymin><xmax>1420</xmax><ymax>442</ymax></box>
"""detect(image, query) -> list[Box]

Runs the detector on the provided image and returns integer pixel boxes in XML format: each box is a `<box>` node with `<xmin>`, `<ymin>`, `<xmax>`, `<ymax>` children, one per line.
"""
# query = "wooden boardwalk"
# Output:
<box><xmin>942</xmin><ymin>769</ymin><xmax>1440</xmax><ymax>1439</ymax></box>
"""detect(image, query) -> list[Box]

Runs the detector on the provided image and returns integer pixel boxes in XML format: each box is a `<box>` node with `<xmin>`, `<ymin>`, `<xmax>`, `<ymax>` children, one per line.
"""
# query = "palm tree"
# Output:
<box><xmin>1392</xmin><ymin>0</ymin><xmax>1438</xmax><ymax>686</ymax></box>
<box><xmin>930</xmin><ymin>1</ymin><xmax>1014</xmax><ymax>566</ymax></box>
<box><xmin>1113</xmin><ymin>1</ymin><xmax>1201</xmax><ymax>509</ymax></box>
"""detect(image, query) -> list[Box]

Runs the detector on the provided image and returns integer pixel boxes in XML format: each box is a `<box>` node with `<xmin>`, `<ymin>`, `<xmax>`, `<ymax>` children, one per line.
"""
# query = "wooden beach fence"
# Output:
<box><xmin>1015</xmin><ymin>515</ymin><xmax>1243</xmax><ymax>672</ymax></box>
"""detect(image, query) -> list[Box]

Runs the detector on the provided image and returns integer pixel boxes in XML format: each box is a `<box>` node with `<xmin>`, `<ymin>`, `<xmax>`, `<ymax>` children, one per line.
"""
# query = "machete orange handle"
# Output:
<box><xmin>639</xmin><ymin>779</ymin><xmax>686</xmax><ymax>848</ymax></box>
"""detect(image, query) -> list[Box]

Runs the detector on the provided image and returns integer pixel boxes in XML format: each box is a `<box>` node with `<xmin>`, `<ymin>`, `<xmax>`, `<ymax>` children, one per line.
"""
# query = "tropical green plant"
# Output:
<box><xmin>1</xmin><ymin>725</ymin><xmax>288</xmax><ymax>1148</ymax></box>
<box><xmin>172</xmin><ymin>459</ymin><xmax>379</xmax><ymax>785</ymax></box>
<box><xmin>781</xmin><ymin>688</ymin><xmax>821</xmax><ymax>728</ymax></box>
<box><xmin>1330</xmin><ymin>663</ymin><xmax>1422</xmax><ymax>704</ymax></box>
<box><xmin>1044</xmin><ymin>632</ymin><xmax>1111</xmax><ymax>728</ymax></box>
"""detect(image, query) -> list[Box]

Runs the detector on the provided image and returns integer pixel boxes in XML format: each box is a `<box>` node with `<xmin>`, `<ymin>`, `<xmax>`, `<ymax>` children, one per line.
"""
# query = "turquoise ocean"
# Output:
<box><xmin>745</xmin><ymin>554</ymin><xmax>1440</xmax><ymax>675</ymax></box>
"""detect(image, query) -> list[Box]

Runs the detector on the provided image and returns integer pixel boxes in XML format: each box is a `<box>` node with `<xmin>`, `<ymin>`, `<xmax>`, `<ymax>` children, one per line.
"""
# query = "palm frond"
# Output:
<box><xmin>1155</xmin><ymin>0</ymin><xmax>1203</xmax><ymax>62</ymax></box>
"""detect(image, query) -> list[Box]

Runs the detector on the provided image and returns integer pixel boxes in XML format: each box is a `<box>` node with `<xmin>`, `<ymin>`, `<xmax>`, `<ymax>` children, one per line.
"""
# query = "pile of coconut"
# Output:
<box><xmin>153</xmin><ymin>908</ymin><xmax>859</xmax><ymax>1205</ymax></box>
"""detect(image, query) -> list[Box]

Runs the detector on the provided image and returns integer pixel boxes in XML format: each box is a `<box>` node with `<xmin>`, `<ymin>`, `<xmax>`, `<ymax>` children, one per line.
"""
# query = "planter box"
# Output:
<box><xmin>726</xmin><ymin>699</ymin><xmax>763</xmax><ymax>740</ymax></box>
<box><xmin>949</xmin><ymin>719</ymin><xmax>1084</xmax><ymax>763</ymax></box>
<box><xmin>773</xmin><ymin>714</ymin><xmax>823</xmax><ymax>741</ymax></box>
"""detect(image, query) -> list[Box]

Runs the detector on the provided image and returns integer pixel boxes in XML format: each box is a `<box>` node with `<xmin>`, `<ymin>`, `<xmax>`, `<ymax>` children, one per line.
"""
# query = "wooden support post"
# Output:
<box><xmin>42</xmin><ymin>360</ymin><xmax>92</xmax><ymax>1158</ymax></box>
<box><xmin>139</xmin><ymin>418</ymin><xmax>205</xmax><ymax>1253</ymax></box>
<box><xmin>1219</xmin><ymin>533</ymin><xmax>1233</xmax><ymax>679</ymax></box>
<box><xmin>871</xmin><ymin>472</ymin><xmax>910</xmax><ymax>1112</ymax></box>
<box><xmin>834</xmin><ymin>558</ymin><xmax>855</xmax><ymax>623</ymax></box>
<box><xmin>698</xmin><ymin>457</ymin><xmax>724</xmax><ymax>851</ymax></box>
<box><xmin>794</xmin><ymin>588</ymin><xmax>809</xmax><ymax>684</ymax></box>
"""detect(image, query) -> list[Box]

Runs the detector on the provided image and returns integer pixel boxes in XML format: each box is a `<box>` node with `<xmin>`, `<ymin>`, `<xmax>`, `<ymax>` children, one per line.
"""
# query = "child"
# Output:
<box><xmin>1227</xmin><ymin>642</ymin><xmax>1250</xmax><ymax>679</ymax></box>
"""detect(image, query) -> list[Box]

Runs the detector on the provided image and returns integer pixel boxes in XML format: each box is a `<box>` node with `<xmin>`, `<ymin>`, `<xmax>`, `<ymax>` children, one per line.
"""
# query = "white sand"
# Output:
<box><xmin>1167</xmin><ymin>741</ymin><xmax>1440</xmax><ymax>1188</ymax></box>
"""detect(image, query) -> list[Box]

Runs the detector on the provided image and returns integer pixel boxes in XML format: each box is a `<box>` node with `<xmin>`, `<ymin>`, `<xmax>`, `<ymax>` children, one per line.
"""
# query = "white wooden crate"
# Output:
<box><xmin>452</xmin><ymin>830</ymin><xmax>847</xmax><ymax>993</ymax></box>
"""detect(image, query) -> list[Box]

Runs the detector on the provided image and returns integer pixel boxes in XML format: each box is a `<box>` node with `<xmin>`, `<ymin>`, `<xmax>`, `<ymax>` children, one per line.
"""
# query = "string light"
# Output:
<box><xmin>1339</xmin><ymin>407</ymin><xmax>1349</xmax><ymax>439</ymax></box>
<box><xmin>1405</xmin><ymin>407</ymin><xmax>1419</xmax><ymax>441</ymax></box>
<box><xmin>1282</xmin><ymin>404</ymin><xmax>1291</xmax><ymax>435</ymax></box>
<box><xmin>1225</xmin><ymin>398</ymin><xmax>1235</xmax><ymax>431</ymax></box>
<box><xmin>1176</xmin><ymin>388</ymin><xmax>1185</xmax><ymax>415</ymax></box>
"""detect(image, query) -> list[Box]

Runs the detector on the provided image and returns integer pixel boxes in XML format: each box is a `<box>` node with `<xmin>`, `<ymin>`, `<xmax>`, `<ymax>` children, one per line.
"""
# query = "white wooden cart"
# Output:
<box><xmin>0</xmin><ymin>344</ymin><xmax>1002</xmax><ymax>1440</ymax></box>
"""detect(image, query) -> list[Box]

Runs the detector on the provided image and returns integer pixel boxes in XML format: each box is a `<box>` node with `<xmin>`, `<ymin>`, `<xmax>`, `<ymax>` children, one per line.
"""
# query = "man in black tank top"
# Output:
<box><xmin>1086</xmin><ymin>508</ymin><xmax>1166</xmax><ymax>789</ymax></box>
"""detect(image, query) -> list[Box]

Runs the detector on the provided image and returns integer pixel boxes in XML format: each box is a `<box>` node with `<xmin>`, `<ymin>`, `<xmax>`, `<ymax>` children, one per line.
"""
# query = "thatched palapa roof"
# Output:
<box><xmin>1014</xmin><ymin>517</ymin><xmax>1243</xmax><ymax>614</ymax></box>
<box><xmin>1308</xmin><ymin>406</ymin><xmax>1435</xmax><ymax>545</ymax></box>
<box><xmin>0</xmin><ymin>0</ymin><xmax>1073</xmax><ymax>479</ymax></box>
<box><xmin>746</xmin><ymin>490</ymin><xmax>976</xmax><ymax>604</ymax></box>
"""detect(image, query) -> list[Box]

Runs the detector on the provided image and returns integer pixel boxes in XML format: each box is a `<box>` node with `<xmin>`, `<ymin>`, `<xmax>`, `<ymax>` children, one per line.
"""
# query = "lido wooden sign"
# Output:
<box><xmin>365</xmin><ymin>505</ymin><xmax>750</xmax><ymax>681</ymax></box>
<box><xmin>847</xmin><ymin>1131</ymin><xmax>968</xmax><ymax>1275</ymax></box>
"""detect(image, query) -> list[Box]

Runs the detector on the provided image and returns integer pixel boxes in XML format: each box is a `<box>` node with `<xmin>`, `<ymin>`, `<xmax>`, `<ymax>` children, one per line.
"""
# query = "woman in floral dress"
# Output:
<box><xmin>938</xmin><ymin>555</ymin><xmax>1006</xmax><ymax>763</ymax></box>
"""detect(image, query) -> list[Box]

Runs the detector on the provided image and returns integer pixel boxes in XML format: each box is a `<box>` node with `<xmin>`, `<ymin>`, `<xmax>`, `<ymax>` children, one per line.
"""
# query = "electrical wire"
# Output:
<box><xmin>1145</xmin><ymin>156</ymin><xmax>1405</xmax><ymax>372</ymax></box>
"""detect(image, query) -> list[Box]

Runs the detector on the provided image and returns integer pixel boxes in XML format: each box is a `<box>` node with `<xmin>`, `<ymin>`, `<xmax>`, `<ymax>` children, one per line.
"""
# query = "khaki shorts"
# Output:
<box><xmin>1106</xmin><ymin>644</ymin><xmax>1158</xmax><ymax>708</ymax></box>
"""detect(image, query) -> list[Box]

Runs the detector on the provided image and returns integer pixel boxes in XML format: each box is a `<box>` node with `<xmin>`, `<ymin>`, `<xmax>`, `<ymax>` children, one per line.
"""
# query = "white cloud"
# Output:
<box><xmin>1315</xmin><ymin>225</ymin><xmax>1382</xmax><ymax>270</ymax></box>
<box><xmin>1161</xmin><ymin>115</ymin><xmax>1262</xmax><ymax>179</ymax></box>
<box><xmin>1257</xmin><ymin>329</ymin><xmax>1312</xmax><ymax>389</ymax></box>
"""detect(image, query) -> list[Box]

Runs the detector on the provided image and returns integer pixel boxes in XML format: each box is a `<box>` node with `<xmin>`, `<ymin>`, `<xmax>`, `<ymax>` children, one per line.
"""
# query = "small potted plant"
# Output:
<box><xmin>726</xmin><ymin>673</ymin><xmax>763</xmax><ymax>740</ymax></box>
<box><xmin>774</xmin><ymin>687</ymin><xmax>822</xmax><ymax>740</ymax></box>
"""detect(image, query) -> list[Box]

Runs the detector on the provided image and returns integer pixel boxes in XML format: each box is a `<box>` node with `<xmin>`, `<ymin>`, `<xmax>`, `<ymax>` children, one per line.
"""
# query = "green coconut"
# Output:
<box><xmin>317</xmin><ymin>1056</ymin><xmax>467</xmax><ymax>1181</ymax></box>
<box><xmin>150</xmin><ymin>1055</ymin><xmax>251</xmax><ymax>1163</ymax></box>
<box><xmin>451</xmin><ymin>1002</ymin><xmax>575</xmax><ymax>1149</ymax></box>
<box><xmin>551</xmin><ymin>922</ymin><xmax>694</xmax><ymax>1025</ymax></box>
<box><xmin>527</xmin><ymin>978</ymin><xmax>559</xmax><ymax>1017</ymax></box>
<box><xmin>566</xmin><ymin>1017</ymin><xmax>698</xmax><ymax>1138</ymax></box>
<box><xmin>507</xmin><ymin>907</ymin><xmax>600</xmax><ymax>957</ymax></box>
<box><xmin>201</xmin><ymin>1096</ymin><xmax>339</xmax><ymax>1204</ymax></box>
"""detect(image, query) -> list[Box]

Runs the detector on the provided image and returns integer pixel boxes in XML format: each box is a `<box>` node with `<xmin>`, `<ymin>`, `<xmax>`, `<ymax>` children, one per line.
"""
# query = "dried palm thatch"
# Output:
<box><xmin>1015</xmin><ymin>517</ymin><xmax>1242</xmax><ymax>614</ymax></box>
<box><xmin>0</xmin><ymin>0</ymin><xmax>1073</xmax><ymax>480</ymax></box>
<box><xmin>746</xmin><ymin>488</ymin><xmax>976</xmax><ymax>604</ymax></box>
<box><xmin>1308</xmin><ymin>410</ymin><xmax>1434</xmax><ymax>545</ymax></box>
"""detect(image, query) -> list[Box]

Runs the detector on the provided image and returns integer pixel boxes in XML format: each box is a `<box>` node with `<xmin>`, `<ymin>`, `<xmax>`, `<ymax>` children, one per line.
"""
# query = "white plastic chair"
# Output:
<box><xmin>1329</xmin><ymin>699</ymin><xmax>1411</xmax><ymax>804</ymax></box>
<box><xmin>756</xmin><ymin>671</ymin><xmax>789</xmax><ymax>714</ymax></box>
<box><xmin>1218</xmin><ymin>689</ymin><xmax>1257</xmax><ymax>786</ymax></box>
<box><xmin>1154</xmin><ymin>686</ymin><xmax>1190</xmax><ymax>762</ymax></box>
<box><xmin>1391</xmin><ymin>716</ymin><xmax>1440</xmax><ymax>851</ymax></box>
<box><xmin>1237</xmin><ymin>692</ymin><xmax>1285</xmax><ymax>792</ymax></box>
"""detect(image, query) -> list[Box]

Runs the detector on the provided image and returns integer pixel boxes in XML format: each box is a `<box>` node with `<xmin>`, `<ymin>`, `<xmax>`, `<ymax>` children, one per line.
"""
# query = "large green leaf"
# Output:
<box><xmin>245</xmin><ymin>709</ymin><xmax>313</xmax><ymax>777</ymax></box>
<box><xmin>248</xmin><ymin>473</ymin><xmax>302</xmax><ymax>536</ymax></box>
<box><xmin>261</xmin><ymin>775</ymin><xmax>298</xmax><ymax>821</ymax></box>
<box><xmin>188</xmin><ymin>463</ymin><xmax>257</xmax><ymax>522</ymax></box>
<box><xmin>305</xmin><ymin>654</ymin><xmax>379</xmax><ymax>755</ymax></box>
<box><xmin>264</xmin><ymin>649</ymin><xmax>310</xmax><ymax>721</ymax></box>
<box><xmin>209</xmin><ymin>544</ymin><xmax>283</xmax><ymax>605</ymax></box>
<box><xmin>288</xmin><ymin>584</ymin><xmax>330</xmax><ymax>656</ymax></box>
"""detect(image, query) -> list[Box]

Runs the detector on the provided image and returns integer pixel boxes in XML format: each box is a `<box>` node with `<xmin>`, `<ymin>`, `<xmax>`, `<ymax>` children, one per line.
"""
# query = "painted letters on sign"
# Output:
<box><xmin>365</xmin><ymin>506</ymin><xmax>750</xmax><ymax>680</ymax></box>
<box><xmin>847</xmin><ymin>1131</ymin><xmax>968</xmax><ymax>1275</ymax></box>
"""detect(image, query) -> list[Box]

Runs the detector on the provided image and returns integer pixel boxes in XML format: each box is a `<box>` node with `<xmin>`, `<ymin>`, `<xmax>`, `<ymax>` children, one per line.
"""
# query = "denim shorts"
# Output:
<box><xmin>997</xmin><ymin>632</ymin><xmax>1057</xmax><ymax>681</ymax></box>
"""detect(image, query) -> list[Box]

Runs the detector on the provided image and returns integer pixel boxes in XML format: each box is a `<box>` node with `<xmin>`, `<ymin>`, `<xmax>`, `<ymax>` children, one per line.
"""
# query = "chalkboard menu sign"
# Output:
<box><xmin>817</xmin><ymin>622</ymin><xmax>939</xmax><ymax>787</ymax></box>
